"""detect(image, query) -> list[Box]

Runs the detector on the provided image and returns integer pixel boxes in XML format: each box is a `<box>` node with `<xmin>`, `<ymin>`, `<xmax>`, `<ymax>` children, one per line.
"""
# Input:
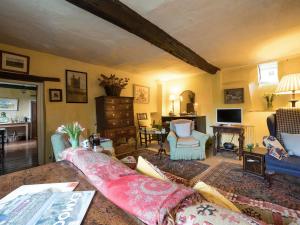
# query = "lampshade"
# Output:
<box><xmin>275</xmin><ymin>73</ymin><xmax>300</xmax><ymax>95</ymax></box>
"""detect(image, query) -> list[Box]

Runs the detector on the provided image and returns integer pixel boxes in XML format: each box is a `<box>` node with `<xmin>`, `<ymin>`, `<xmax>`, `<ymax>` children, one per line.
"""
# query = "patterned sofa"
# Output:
<box><xmin>266</xmin><ymin>108</ymin><xmax>300</xmax><ymax>179</ymax></box>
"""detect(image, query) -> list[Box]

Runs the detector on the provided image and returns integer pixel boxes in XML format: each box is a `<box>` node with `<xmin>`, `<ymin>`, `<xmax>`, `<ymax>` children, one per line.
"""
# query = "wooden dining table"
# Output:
<box><xmin>0</xmin><ymin>122</ymin><xmax>29</xmax><ymax>141</ymax></box>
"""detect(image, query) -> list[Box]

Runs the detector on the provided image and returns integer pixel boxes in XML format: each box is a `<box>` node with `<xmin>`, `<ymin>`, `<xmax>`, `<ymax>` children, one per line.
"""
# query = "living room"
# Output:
<box><xmin>0</xmin><ymin>1</ymin><xmax>299</xmax><ymax>225</ymax></box>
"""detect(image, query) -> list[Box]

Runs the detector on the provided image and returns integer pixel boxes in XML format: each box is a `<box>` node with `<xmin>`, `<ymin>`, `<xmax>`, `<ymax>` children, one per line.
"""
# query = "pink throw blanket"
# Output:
<box><xmin>62</xmin><ymin>149</ymin><xmax>194</xmax><ymax>225</ymax></box>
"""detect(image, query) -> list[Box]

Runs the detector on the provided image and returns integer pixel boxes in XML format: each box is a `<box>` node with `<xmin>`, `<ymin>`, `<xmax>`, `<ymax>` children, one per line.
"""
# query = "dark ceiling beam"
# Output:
<box><xmin>65</xmin><ymin>0</ymin><xmax>220</xmax><ymax>74</ymax></box>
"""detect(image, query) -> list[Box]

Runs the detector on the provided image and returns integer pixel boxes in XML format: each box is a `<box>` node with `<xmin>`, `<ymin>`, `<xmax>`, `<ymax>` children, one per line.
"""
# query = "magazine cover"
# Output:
<box><xmin>0</xmin><ymin>182</ymin><xmax>79</xmax><ymax>204</ymax></box>
<box><xmin>0</xmin><ymin>191</ymin><xmax>95</xmax><ymax>225</ymax></box>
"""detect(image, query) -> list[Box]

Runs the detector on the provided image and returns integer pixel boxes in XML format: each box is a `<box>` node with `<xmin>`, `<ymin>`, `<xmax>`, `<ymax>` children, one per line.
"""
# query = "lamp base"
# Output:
<box><xmin>289</xmin><ymin>99</ymin><xmax>298</xmax><ymax>108</ymax></box>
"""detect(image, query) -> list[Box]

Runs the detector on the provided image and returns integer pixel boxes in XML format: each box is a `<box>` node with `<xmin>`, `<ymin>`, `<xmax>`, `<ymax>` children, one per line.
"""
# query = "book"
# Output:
<box><xmin>0</xmin><ymin>191</ymin><xmax>95</xmax><ymax>225</ymax></box>
<box><xmin>0</xmin><ymin>182</ymin><xmax>79</xmax><ymax>204</ymax></box>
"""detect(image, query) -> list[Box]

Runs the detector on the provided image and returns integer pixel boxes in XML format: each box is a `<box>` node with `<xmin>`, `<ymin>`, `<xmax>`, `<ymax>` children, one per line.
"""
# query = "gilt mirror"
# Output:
<box><xmin>180</xmin><ymin>90</ymin><xmax>195</xmax><ymax>115</ymax></box>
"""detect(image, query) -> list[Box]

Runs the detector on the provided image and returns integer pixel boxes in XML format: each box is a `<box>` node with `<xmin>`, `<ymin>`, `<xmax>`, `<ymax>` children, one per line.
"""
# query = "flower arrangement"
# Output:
<box><xmin>264</xmin><ymin>93</ymin><xmax>275</xmax><ymax>109</ymax></box>
<box><xmin>57</xmin><ymin>122</ymin><xmax>85</xmax><ymax>148</ymax></box>
<box><xmin>98</xmin><ymin>74</ymin><xmax>129</xmax><ymax>96</ymax></box>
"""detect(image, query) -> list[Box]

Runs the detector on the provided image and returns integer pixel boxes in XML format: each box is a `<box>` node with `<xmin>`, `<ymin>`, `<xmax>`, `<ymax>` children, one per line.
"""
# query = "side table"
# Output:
<box><xmin>243</xmin><ymin>147</ymin><xmax>267</xmax><ymax>178</ymax></box>
<box><xmin>211</xmin><ymin>125</ymin><xmax>245</xmax><ymax>160</ymax></box>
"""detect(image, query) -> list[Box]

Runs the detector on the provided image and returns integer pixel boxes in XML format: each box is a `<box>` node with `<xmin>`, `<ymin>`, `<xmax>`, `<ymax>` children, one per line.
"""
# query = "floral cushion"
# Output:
<box><xmin>175</xmin><ymin>202</ymin><xmax>265</xmax><ymax>225</ymax></box>
<box><xmin>263</xmin><ymin>136</ymin><xmax>288</xmax><ymax>160</ymax></box>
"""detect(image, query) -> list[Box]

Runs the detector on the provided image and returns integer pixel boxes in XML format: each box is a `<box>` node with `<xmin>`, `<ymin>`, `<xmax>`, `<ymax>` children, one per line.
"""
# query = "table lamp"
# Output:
<box><xmin>275</xmin><ymin>73</ymin><xmax>300</xmax><ymax>107</ymax></box>
<box><xmin>169</xmin><ymin>94</ymin><xmax>177</xmax><ymax>115</ymax></box>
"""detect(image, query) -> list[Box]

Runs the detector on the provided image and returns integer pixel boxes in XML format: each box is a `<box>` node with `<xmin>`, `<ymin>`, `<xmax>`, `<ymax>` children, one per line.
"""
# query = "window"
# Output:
<box><xmin>257</xmin><ymin>61</ymin><xmax>279</xmax><ymax>85</ymax></box>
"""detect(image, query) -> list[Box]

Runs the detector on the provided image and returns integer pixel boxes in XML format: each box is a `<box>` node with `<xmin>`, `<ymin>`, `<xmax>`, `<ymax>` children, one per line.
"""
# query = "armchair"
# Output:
<box><xmin>167</xmin><ymin>119</ymin><xmax>209</xmax><ymax>160</ymax></box>
<box><xmin>265</xmin><ymin>108</ymin><xmax>300</xmax><ymax>182</ymax></box>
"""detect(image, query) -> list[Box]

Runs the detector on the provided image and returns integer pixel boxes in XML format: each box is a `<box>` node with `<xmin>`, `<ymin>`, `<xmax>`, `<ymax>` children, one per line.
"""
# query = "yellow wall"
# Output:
<box><xmin>163</xmin><ymin>56</ymin><xmax>300</xmax><ymax>146</ymax></box>
<box><xmin>0</xmin><ymin>43</ymin><xmax>159</xmax><ymax>162</ymax></box>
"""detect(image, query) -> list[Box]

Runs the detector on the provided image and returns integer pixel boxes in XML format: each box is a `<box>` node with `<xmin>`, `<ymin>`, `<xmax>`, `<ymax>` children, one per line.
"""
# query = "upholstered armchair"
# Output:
<box><xmin>167</xmin><ymin>119</ymin><xmax>209</xmax><ymax>160</ymax></box>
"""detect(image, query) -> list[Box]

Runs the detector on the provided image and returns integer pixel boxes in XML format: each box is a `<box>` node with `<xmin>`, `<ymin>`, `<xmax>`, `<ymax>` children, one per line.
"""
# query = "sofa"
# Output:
<box><xmin>265</xmin><ymin>108</ymin><xmax>300</xmax><ymax>180</ymax></box>
<box><xmin>167</xmin><ymin>119</ymin><xmax>209</xmax><ymax>160</ymax></box>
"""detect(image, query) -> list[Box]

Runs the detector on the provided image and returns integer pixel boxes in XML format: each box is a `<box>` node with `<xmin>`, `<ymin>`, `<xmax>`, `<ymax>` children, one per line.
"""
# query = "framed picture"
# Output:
<box><xmin>66</xmin><ymin>70</ymin><xmax>88</xmax><ymax>103</ymax></box>
<box><xmin>49</xmin><ymin>89</ymin><xmax>62</xmax><ymax>102</ymax></box>
<box><xmin>0</xmin><ymin>98</ymin><xmax>19</xmax><ymax>111</ymax></box>
<box><xmin>224</xmin><ymin>88</ymin><xmax>244</xmax><ymax>104</ymax></box>
<box><xmin>133</xmin><ymin>84</ymin><xmax>150</xmax><ymax>104</ymax></box>
<box><xmin>0</xmin><ymin>50</ymin><xmax>30</xmax><ymax>74</ymax></box>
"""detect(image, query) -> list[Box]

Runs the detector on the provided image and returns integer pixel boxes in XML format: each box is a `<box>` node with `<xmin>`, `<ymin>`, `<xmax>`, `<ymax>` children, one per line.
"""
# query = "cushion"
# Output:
<box><xmin>136</xmin><ymin>156</ymin><xmax>169</xmax><ymax>181</ymax></box>
<box><xmin>175</xmin><ymin>202</ymin><xmax>263</xmax><ymax>225</ymax></box>
<box><xmin>281</xmin><ymin>133</ymin><xmax>300</xmax><ymax>156</ymax></box>
<box><xmin>193</xmin><ymin>181</ymin><xmax>240</xmax><ymax>213</ymax></box>
<box><xmin>177</xmin><ymin>136</ymin><xmax>199</xmax><ymax>147</ymax></box>
<box><xmin>174</xmin><ymin>123</ymin><xmax>191</xmax><ymax>137</ymax></box>
<box><xmin>263</xmin><ymin>136</ymin><xmax>288</xmax><ymax>160</ymax></box>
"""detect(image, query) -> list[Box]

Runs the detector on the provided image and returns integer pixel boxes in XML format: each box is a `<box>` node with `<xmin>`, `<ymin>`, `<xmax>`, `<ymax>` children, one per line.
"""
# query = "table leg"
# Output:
<box><xmin>238</xmin><ymin>130</ymin><xmax>245</xmax><ymax>160</ymax></box>
<box><xmin>25</xmin><ymin>124</ymin><xmax>29</xmax><ymax>141</ymax></box>
<box><xmin>212</xmin><ymin>130</ymin><xmax>217</xmax><ymax>155</ymax></box>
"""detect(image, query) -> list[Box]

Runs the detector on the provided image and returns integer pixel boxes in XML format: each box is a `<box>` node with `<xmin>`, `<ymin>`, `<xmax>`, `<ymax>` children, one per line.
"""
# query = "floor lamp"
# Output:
<box><xmin>276</xmin><ymin>73</ymin><xmax>300</xmax><ymax>107</ymax></box>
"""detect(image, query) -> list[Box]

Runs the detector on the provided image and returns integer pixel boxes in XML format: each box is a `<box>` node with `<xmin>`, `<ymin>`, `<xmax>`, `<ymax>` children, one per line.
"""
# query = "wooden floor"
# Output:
<box><xmin>0</xmin><ymin>140</ymin><xmax>38</xmax><ymax>175</ymax></box>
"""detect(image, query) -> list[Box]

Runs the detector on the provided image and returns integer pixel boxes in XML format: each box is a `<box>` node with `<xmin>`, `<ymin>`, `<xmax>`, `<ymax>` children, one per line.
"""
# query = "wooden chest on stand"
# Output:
<box><xmin>95</xmin><ymin>96</ymin><xmax>137</xmax><ymax>156</ymax></box>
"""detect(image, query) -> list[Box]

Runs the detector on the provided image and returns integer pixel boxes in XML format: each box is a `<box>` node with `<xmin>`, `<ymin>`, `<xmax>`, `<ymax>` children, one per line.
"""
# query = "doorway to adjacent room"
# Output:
<box><xmin>0</xmin><ymin>81</ymin><xmax>44</xmax><ymax>174</ymax></box>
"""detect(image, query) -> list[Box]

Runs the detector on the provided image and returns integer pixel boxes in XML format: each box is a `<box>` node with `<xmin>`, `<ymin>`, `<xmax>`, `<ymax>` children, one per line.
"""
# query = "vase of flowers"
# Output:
<box><xmin>98</xmin><ymin>74</ymin><xmax>129</xmax><ymax>96</ymax></box>
<box><xmin>57</xmin><ymin>122</ymin><xmax>85</xmax><ymax>149</ymax></box>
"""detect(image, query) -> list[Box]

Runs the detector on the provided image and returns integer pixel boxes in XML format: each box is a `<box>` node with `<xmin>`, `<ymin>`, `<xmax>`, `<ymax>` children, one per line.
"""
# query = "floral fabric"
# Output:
<box><xmin>263</xmin><ymin>136</ymin><xmax>288</xmax><ymax>160</ymax></box>
<box><xmin>62</xmin><ymin>148</ymin><xmax>194</xmax><ymax>225</ymax></box>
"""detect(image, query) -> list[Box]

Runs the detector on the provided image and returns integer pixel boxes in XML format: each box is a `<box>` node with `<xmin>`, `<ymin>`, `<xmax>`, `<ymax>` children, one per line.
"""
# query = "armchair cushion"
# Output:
<box><xmin>281</xmin><ymin>133</ymin><xmax>300</xmax><ymax>156</ymax></box>
<box><xmin>177</xmin><ymin>137</ymin><xmax>199</xmax><ymax>147</ymax></box>
<box><xmin>174</xmin><ymin>122</ymin><xmax>191</xmax><ymax>137</ymax></box>
<box><xmin>263</xmin><ymin>136</ymin><xmax>288</xmax><ymax>160</ymax></box>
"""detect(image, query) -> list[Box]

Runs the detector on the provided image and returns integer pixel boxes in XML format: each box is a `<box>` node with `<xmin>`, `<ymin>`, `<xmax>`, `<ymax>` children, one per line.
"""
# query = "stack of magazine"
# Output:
<box><xmin>0</xmin><ymin>182</ymin><xmax>95</xmax><ymax>225</ymax></box>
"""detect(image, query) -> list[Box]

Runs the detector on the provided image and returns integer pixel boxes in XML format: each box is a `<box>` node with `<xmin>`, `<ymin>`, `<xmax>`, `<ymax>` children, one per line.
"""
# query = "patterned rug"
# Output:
<box><xmin>132</xmin><ymin>149</ymin><xmax>209</xmax><ymax>180</ymax></box>
<box><xmin>200</xmin><ymin>162</ymin><xmax>300</xmax><ymax>211</ymax></box>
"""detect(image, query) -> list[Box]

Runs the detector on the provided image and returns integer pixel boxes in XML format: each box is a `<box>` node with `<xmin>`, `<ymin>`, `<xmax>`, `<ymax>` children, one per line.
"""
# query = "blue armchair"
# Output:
<box><xmin>265</xmin><ymin>108</ymin><xmax>300</xmax><ymax>182</ymax></box>
<box><xmin>167</xmin><ymin>119</ymin><xmax>209</xmax><ymax>160</ymax></box>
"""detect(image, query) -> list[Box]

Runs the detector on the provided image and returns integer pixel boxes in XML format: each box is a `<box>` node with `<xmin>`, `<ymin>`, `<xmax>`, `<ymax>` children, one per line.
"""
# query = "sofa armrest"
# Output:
<box><xmin>167</xmin><ymin>131</ymin><xmax>177</xmax><ymax>146</ymax></box>
<box><xmin>192</xmin><ymin>130</ymin><xmax>209</xmax><ymax>147</ymax></box>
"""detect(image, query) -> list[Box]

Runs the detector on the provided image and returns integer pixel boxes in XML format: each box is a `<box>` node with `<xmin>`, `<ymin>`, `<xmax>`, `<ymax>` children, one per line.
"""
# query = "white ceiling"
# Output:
<box><xmin>0</xmin><ymin>0</ymin><xmax>300</xmax><ymax>74</ymax></box>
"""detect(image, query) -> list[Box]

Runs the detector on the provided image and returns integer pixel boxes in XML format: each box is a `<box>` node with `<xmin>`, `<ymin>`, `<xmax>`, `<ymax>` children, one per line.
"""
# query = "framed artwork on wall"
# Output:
<box><xmin>133</xmin><ymin>84</ymin><xmax>150</xmax><ymax>104</ymax></box>
<box><xmin>49</xmin><ymin>89</ymin><xmax>62</xmax><ymax>102</ymax></box>
<box><xmin>224</xmin><ymin>88</ymin><xmax>244</xmax><ymax>104</ymax></box>
<box><xmin>65</xmin><ymin>70</ymin><xmax>88</xmax><ymax>103</ymax></box>
<box><xmin>0</xmin><ymin>50</ymin><xmax>30</xmax><ymax>74</ymax></box>
<box><xmin>0</xmin><ymin>98</ymin><xmax>19</xmax><ymax>111</ymax></box>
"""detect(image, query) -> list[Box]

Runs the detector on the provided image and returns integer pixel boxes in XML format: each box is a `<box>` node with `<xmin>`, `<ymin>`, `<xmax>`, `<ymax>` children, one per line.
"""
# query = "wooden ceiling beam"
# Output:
<box><xmin>65</xmin><ymin>0</ymin><xmax>220</xmax><ymax>74</ymax></box>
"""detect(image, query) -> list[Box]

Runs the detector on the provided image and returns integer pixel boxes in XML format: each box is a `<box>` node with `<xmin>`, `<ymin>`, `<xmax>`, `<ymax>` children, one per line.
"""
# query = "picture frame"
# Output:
<box><xmin>49</xmin><ymin>89</ymin><xmax>62</xmax><ymax>102</ymax></box>
<box><xmin>0</xmin><ymin>50</ymin><xmax>30</xmax><ymax>74</ymax></box>
<box><xmin>0</xmin><ymin>98</ymin><xmax>19</xmax><ymax>111</ymax></box>
<box><xmin>224</xmin><ymin>88</ymin><xmax>244</xmax><ymax>104</ymax></box>
<box><xmin>65</xmin><ymin>70</ymin><xmax>88</xmax><ymax>103</ymax></box>
<box><xmin>133</xmin><ymin>84</ymin><xmax>150</xmax><ymax>104</ymax></box>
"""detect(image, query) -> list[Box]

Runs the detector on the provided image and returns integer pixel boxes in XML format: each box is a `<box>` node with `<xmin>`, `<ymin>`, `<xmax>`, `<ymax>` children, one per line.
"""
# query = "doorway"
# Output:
<box><xmin>0</xmin><ymin>80</ymin><xmax>44</xmax><ymax>174</ymax></box>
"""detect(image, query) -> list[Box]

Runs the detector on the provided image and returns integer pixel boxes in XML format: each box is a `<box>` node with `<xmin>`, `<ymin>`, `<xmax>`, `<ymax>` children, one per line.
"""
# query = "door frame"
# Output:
<box><xmin>0</xmin><ymin>79</ymin><xmax>45</xmax><ymax>165</ymax></box>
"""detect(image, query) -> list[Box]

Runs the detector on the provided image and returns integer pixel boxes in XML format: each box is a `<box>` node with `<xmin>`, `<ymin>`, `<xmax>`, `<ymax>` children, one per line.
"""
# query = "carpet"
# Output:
<box><xmin>132</xmin><ymin>149</ymin><xmax>209</xmax><ymax>180</ymax></box>
<box><xmin>200</xmin><ymin>162</ymin><xmax>300</xmax><ymax>211</ymax></box>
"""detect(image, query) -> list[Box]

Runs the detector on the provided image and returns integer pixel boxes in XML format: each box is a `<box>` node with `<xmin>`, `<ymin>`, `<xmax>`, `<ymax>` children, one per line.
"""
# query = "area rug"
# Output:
<box><xmin>200</xmin><ymin>162</ymin><xmax>300</xmax><ymax>211</ymax></box>
<box><xmin>132</xmin><ymin>149</ymin><xmax>209</xmax><ymax>180</ymax></box>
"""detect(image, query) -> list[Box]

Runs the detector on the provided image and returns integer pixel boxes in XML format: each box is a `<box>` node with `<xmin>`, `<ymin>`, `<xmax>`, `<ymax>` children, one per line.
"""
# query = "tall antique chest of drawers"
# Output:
<box><xmin>95</xmin><ymin>96</ymin><xmax>136</xmax><ymax>156</ymax></box>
